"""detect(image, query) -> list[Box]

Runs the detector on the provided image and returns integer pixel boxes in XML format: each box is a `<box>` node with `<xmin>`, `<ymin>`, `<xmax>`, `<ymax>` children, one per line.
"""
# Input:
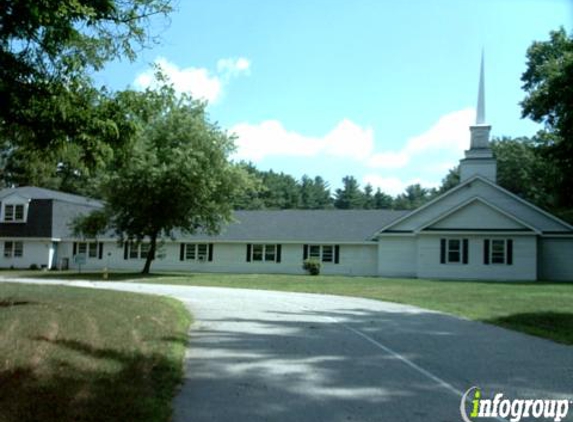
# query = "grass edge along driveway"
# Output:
<box><xmin>0</xmin><ymin>282</ymin><xmax>192</xmax><ymax>422</ymax></box>
<box><xmin>14</xmin><ymin>270</ymin><xmax>572</xmax><ymax>346</ymax></box>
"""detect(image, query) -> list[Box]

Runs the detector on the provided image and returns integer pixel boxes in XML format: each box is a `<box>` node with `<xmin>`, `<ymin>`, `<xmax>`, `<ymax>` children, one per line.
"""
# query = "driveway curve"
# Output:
<box><xmin>3</xmin><ymin>279</ymin><xmax>572</xmax><ymax>422</ymax></box>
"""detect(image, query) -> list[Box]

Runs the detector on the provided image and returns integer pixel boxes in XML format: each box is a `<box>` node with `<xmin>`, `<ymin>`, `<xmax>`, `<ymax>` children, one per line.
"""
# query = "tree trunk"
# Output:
<box><xmin>141</xmin><ymin>232</ymin><xmax>158</xmax><ymax>274</ymax></box>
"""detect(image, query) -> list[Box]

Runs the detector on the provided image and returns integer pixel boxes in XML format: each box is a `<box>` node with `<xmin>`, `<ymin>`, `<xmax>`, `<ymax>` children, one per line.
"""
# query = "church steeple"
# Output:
<box><xmin>476</xmin><ymin>51</ymin><xmax>486</xmax><ymax>125</ymax></box>
<box><xmin>460</xmin><ymin>51</ymin><xmax>497</xmax><ymax>183</ymax></box>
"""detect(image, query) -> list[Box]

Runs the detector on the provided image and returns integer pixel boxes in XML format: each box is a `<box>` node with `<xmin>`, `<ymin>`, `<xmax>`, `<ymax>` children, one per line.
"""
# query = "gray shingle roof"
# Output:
<box><xmin>185</xmin><ymin>210</ymin><xmax>409</xmax><ymax>242</ymax></box>
<box><xmin>0</xmin><ymin>186</ymin><xmax>103</xmax><ymax>207</ymax></box>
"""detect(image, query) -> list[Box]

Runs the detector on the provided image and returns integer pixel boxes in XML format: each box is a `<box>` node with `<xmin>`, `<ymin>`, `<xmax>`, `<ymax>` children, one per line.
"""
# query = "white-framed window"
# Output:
<box><xmin>440</xmin><ymin>238</ymin><xmax>468</xmax><ymax>264</ymax></box>
<box><xmin>447</xmin><ymin>239</ymin><xmax>461</xmax><ymax>263</ymax></box>
<box><xmin>184</xmin><ymin>243</ymin><xmax>209</xmax><ymax>261</ymax></box>
<box><xmin>3</xmin><ymin>204</ymin><xmax>26</xmax><ymax>222</ymax></box>
<box><xmin>4</xmin><ymin>241</ymin><xmax>23</xmax><ymax>258</ymax></box>
<box><xmin>253</xmin><ymin>244</ymin><xmax>275</xmax><ymax>262</ymax></box>
<box><xmin>485</xmin><ymin>239</ymin><xmax>513</xmax><ymax>265</ymax></box>
<box><xmin>304</xmin><ymin>244</ymin><xmax>339</xmax><ymax>263</ymax></box>
<box><xmin>128</xmin><ymin>242</ymin><xmax>150</xmax><ymax>260</ymax></box>
<box><xmin>74</xmin><ymin>242</ymin><xmax>100</xmax><ymax>259</ymax></box>
<box><xmin>246</xmin><ymin>244</ymin><xmax>281</xmax><ymax>263</ymax></box>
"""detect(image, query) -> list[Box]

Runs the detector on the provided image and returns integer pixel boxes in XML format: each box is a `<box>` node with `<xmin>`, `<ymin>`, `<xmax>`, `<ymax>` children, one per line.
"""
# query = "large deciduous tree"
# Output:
<box><xmin>75</xmin><ymin>84</ymin><xmax>250</xmax><ymax>273</ymax></box>
<box><xmin>520</xmin><ymin>27</ymin><xmax>573</xmax><ymax>210</ymax></box>
<box><xmin>0</xmin><ymin>0</ymin><xmax>171</xmax><ymax>166</ymax></box>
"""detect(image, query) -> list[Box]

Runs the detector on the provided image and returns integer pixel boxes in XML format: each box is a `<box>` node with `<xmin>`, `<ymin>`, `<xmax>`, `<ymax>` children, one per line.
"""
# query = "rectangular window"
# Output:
<box><xmin>78</xmin><ymin>243</ymin><xmax>87</xmax><ymax>255</ymax></box>
<box><xmin>127</xmin><ymin>242</ymin><xmax>149</xmax><ymax>259</ymax></box>
<box><xmin>14</xmin><ymin>205</ymin><xmax>24</xmax><ymax>221</ymax></box>
<box><xmin>305</xmin><ymin>245</ymin><xmax>339</xmax><ymax>263</ymax></box>
<box><xmin>440</xmin><ymin>238</ymin><xmax>468</xmax><ymax>264</ymax></box>
<box><xmin>185</xmin><ymin>244</ymin><xmax>196</xmax><ymax>260</ymax></box>
<box><xmin>484</xmin><ymin>239</ymin><xmax>513</xmax><ymax>266</ymax></box>
<box><xmin>183</xmin><ymin>243</ymin><xmax>212</xmax><ymax>261</ymax></box>
<box><xmin>4</xmin><ymin>241</ymin><xmax>23</xmax><ymax>258</ymax></box>
<box><xmin>76</xmin><ymin>242</ymin><xmax>100</xmax><ymax>259</ymax></box>
<box><xmin>197</xmin><ymin>244</ymin><xmax>208</xmax><ymax>260</ymax></box>
<box><xmin>88</xmin><ymin>242</ymin><xmax>98</xmax><ymax>258</ymax></box>
<box><xmin>264</xmin><ymin>244</ymin><xmax>276</xmax><ymax>261</ymax></box>
<box><xmin>252</xmin><ymin>244</ymin><xmax>264</xmax><ymax>261</ymax></box>
<box><xmin>14</xmin><ymin>242</ymin><xmax>23</xmax><ymax>257</ymax></box>
<box><xmin>309</xmin><ymin>245</ymin><xmax>321</xmax><ymax>259</ymax></box>
<box><xmin>248</xmin><ymin>244</ymin><xmax>279</xmax><ymax>262</ymax></box>
<box><xmin>4</xmin><ymin>205</ymin><xmax>14</xmax><ymax>221</ymax></box>
<box><xmin>4</xmin><ymin>241</ymin><xmax>12</xmax><ymax>258</ymax></box>
<box><xmin>447</xmin><ymin>239</ymin><xmax>461</xmax><ymax>263</ymax></box>
<box><xmin>129</xmin><ymin>243</ymin><xmax>139</xmax><ymax>259</ymax></box>
<box><xmin>3</xmin><ymin>204</ymin><xmax>25</xmax><ymax>222</ymax></box>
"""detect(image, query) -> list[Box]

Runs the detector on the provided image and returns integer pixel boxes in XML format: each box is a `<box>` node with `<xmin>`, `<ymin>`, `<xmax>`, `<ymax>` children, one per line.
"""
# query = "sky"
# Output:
<box><xmin>96</xmin><ymin>0</ymin><xmax>573</xmax><ymax>196</ymax></box>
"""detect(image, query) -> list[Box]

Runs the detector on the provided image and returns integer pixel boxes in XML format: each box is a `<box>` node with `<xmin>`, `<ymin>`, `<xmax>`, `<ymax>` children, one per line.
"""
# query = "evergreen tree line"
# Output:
<box><xmin>232</xmin><ymin>135</ymin><xmax>568</xmax><ymax>221</ymax></box>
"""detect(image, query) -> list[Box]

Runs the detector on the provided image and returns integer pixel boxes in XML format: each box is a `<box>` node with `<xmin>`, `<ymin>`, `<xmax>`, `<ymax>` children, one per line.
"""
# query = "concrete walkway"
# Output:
<box><xmin>2</xmin><ymin>278</ymin><xmax>572</xmax><ymax>422</ymax></box>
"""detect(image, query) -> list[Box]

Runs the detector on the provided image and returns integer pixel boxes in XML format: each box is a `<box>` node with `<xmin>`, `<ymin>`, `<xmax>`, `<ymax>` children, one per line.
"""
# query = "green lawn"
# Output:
<box><xmin>15</xmin><ymin>270</ymin><xmax>572</xmax><ymax>345</ymax></box>
<box><xmin>0</xmin><ymin>282</ymin><xmax>192</xmax><ymax>422</ymax></box>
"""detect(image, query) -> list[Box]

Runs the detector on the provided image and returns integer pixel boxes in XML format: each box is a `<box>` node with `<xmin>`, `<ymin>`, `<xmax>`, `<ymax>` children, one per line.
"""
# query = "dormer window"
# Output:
<box><xmin>3</xmin><ymin>204</ymin><xmax>25</xmax><ymax>222</ymax></box>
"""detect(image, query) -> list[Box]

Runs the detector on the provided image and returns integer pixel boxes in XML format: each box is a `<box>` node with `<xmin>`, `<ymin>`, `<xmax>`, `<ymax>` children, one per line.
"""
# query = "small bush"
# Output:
<box><xmin>303</xmin><ymin>259</ymin><xmax>321</xmax><ymax>276</ymax></box>
<box><xmin>29</xmin><ymin>264</ymin><xmax>39</xmax><ymax>270</ymax></box>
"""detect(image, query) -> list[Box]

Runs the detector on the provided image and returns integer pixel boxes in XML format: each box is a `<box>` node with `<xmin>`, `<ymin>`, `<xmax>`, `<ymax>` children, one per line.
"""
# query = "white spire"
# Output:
<box><xmin>460</xmin><ymin>50</ymin><xmax>497</xmax><ymax>183</ymax></box>
<box><xmin>476</xmin><ymin>50</ymin><xmax>486</xmax><ymax>125</ymax></box>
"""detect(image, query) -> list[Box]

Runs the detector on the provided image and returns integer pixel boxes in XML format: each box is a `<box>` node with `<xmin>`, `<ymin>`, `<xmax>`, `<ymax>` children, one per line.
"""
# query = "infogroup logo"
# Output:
<box><xmin>460</xmin><ymin>386</ymin><xmax>571</xmax><ymax>422</ymax></box>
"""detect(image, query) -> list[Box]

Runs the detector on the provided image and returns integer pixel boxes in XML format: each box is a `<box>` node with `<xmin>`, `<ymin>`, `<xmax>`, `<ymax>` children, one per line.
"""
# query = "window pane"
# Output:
<box><xmin>140</xmin><ymin>243</ymin><xmax>149</xmax><ymax>259</ymax></box>
<box><xmin>5</xmin><ymin>205</ymin><xmax>14</xmax><ymax>221</ymax></box>
<box><xmin>197</xmin><ymin>244</ymin><xmax>208</xmax><ymax>259</ymax></box>
<box><xmin>252</xmin><ymin>244</ymin><xmax>263</xmax><ymax>261</ymax></box>
<box><xmin>88</xmin><ymin>243</ymin><xmax>97</xmax><ymax>258</ymax></box>
<box><xmin>448</xmin><ymin>239</ymin><xmax>460</xmax><ymax>251</ymax></box>
<box><xmin>492</xmin><ymin>240</ymin><xmax>505</xmax><ymax>264</ymax></box>
<box><xmin>186</xmin><ymin>244</ymin><xmax>196</xmax><ymax>260</ymax></box>
<box><xmin>78</xmin><ymin>243</ymin><xmax>87</xmax><ymax>254</ymax></box>
<box><xmin>447</xmin><ymin>239</ymin><xmax>461</xmax><ymax>263</ymax></box>
<box><xmin>4</xmin><ymin>241</ymin><xmax>12</xmax><ymax>258</ymax></box>
<box><xmin>309</xmin><ymin>245</ymin><xmax>320</xmax><ymax>259</ymax></box>
<box><xmin>14</xmin><ymin>205</ymin><xmax>24</xmax><ymax>220</ymax></box>
<box><xmin>264</xmin><ymin>244</ymin><xmax>276</xmax><ymax>261</ymax></box>
<box><xmin>14</xmin><ymin>242</ymin><xmax>23</xmax><ymax>257</ymax></box>
<box><xmin>129</xmin><ymin>243</ymin><xmax>138</xmax><ymax>259</ymax></box>
<box><xmin>322</xmin><ymin>245</ymin><xmax>333</xmax><ymax>262</ymax></box>
<box><xmin>448</xmin><ymin>251</ymin><xmax>460</xmax><ymax>262</ymax></box>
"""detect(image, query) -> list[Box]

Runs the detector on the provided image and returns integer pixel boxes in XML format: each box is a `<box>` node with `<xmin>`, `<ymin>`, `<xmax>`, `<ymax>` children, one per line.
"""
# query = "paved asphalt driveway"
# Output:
<box><xmin>2</xmin><ymin>278</ymin><xmax>572</xmax><ymax>422</ymax></box>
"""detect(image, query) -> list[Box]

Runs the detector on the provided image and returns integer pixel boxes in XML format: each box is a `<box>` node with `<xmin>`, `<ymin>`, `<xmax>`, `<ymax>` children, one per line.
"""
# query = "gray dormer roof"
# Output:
<box><xmin>0</xmin><ymin>186</ymin><xmax>103</xmax><ymax>207</ymax></box>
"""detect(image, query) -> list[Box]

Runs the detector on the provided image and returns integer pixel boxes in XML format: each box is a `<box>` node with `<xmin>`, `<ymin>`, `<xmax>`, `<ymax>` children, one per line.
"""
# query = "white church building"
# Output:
<box><xmin>1</xmin><ymin>61</ymin><xmax>572</xmax><ymax>280</ymax></box>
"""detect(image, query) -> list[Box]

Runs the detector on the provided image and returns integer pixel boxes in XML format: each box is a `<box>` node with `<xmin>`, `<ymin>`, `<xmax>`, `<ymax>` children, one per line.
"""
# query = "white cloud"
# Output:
<box><xmin>403</xmin><ymin>108</ymin><xmax>474</xmax><ymax>155</ymax></box>
<box><xmin>231</xmin><ymin>118</ymin><xmax>374</xmax><ymax>162</ymax></box>
<box><xmin>217</xmin><ymin>57</ymin><xmax>251</xmax><ymax>77</ymax></box>
<box><xmin>231</xmin><ymin>108</ymin><xmax>475</xmax><ymax>195</ymax></box>
<box><xmin>362</xmin><ymin>175</ymin><xmax>440</xmax><ymax>196</ymax></box>
<box><xmin>365</xmin><ymin>108</ymin><xmax>474</xmax><ymax>170</ymax></box>
<box><xmin>134</xmin><ymin>56</ymin><xmax>250</xmax><ymax>103</ymax></box>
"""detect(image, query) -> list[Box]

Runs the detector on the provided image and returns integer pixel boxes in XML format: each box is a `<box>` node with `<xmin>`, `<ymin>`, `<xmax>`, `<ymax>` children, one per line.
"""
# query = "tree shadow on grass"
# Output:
<box><xmin>483</xmin><ymin>312</ymin><xmax>573</xmax><ymax>345</ymax></box>
<box><xmin>0</xmin><ymin>337</ymin><xmax>184</xmax><ymax>422</ymax></box>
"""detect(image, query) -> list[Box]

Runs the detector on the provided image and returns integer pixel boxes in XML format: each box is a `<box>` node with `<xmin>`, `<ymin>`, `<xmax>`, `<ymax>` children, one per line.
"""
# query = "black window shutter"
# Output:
<box><xmin>440</xmin><ymin>239</ymin><xmax>446</xmax><ymax>264</ymax></box>
<box><xmin>246</xmin><ymin>244</ymin><xmax>251</xmax><ymax>262</ymax></box>
<box><xmin>483</xmin><ymin>240</ymin><xmax>490</xmax><ymax>265</ymax></box>
<box><xmin>124</xmin><ymin>243</ymin><xmax>128</xmax><ymax>260</ymax></box>
<box><xmin>303</xmin><ymin>244</ymin><xmax>308</xmax><ymax>260</ymax></box>
<box><xmin>276</xmin><ymin>244</ymin><xmax>282</xmax><ymax>263</ymax></box>
<box><xmin>179</xmin><ymin>244</ymin><xmax>185</xmax><ymax>261</ymax></box>
<box><xmin>98</xmin><ymin>243</ymin><xmax>103</xmax><ymax>260</ymax></box>
<box><xmin>507</xmin><ymin>239</ymin><xmax>513</xmax><ymax>265</ymax></box>
<box><xmin>462</xmin><ymin>239</ymin><xmax>468</xmax><ymax>264</ymax></box>
<box><xmin>334</xmin><ymin>245</ymin><xmax>340</xmax><ymax>264</ymax></box>
<box><xmin>73</xmin><ymin>242</ymin><xmax>77</xmax><ymax>255</ymax></box>
<box><xmin>208</xmin><ymin>243</ymin><xmax>214</xmax><ymax>262</ymax></box>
